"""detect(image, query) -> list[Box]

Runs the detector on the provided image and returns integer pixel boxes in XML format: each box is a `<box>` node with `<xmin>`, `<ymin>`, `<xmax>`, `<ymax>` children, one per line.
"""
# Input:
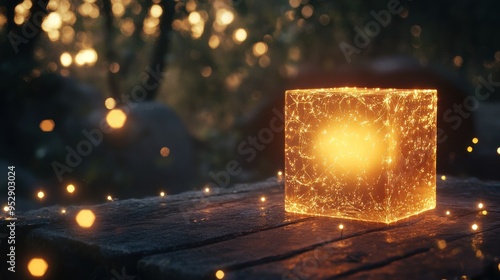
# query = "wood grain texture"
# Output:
<box><xmin>2</xmin><ymin>177</ymin><xmax>500</xmax><ymax>280</ymax></box>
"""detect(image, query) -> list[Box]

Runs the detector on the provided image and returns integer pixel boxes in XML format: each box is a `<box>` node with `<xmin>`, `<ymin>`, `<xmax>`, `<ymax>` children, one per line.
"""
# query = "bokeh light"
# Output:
<box><xmin>160</xmin><ymin>191</ymin><xmax>165</xmax><ymax>197</ymax></box>
<box><xmin>160</xmin><ymin>147</ymin><xmax>170</xmax><ymax>157</ymax></box>
<box><xmin>106</xmin><ymin>109</ymin><xmax>127</xmax><ymax>129</ymax></box>
<box><xmin>60</xmin><ymin>52</ymin><xmax>72</xmax><ymax>67</ymax></box>
<box><xmin>105</xmin><ymin>98</ymin><xmax>116</xmax><ymax>110</ymax></box>
<box><xmin>233</xmin><ymin>28</ymin><xmax>247</xmax><ymax>43</ymax></box>
<box><xmin>253</xmin><ymin>42</ymin><xmax>268</xmax><ymax>57</ymax></box>
<box><xmin>467</xmin><ymin>146</ymin><xmax>473</xmax><ymax>153</ymax></box>
<box><xmin>339</xmin><ymin>224</ymin><xmax>344</xmax><ymax>230</ymax></box>
<box><xmin>260</xmin><ymin>196</ymin><xmax>266</xmax><ymax>202</ymax></box>
<box><xmin>441</xmin><ymin>175</ymin><xmax>447</xmax><ymax>181</ymax></box>
<box><xmin>472</xmin><ymin>137</ymin><xmax>479</xmax><ymax>144</ymax></box>
<box><xmin>477</xmin><ymin>203</ymin><xmax>484</xmax><ymax>209</ymax></box>
<box><xmin>37</xmin><ymin>191</ymin><xmax>45</xmax><ymax>199</ymax></box>
<box><xmin>39</xmin><ymin>119</ymin><xmax>55</xmax><ymax>132</ymax></box>
<box><xmin>471</xmin><ymin>224</ymin><xmax>478</xmax><ymax>231</ymax></box>
<box><xmin>216</xmin><ymin>9</ymin><xmax>234</xmax><ymax>26</ymax></box>
<box><xmin>66</xmin><ymin>184</ymin><xmax>75</xmax><ymax>193</ymax></box>
<box><xmin>215</xmin><ymin>270</ymin><xmax>225</xmax><ymax>279</ymax></box>
<box><xmin>27</xmin><ymin>258</ymin><xmax>48</xmax><ymax>277</ymax></box>
<box><xmin>446</xmin><ymin>210</ymin><xmax>450</xmax><ymax>215</ymax></box>
<box><xmin>76</xmin><ymin>209</ymin><xmax>95</xmax><ymax>228</ymax></box>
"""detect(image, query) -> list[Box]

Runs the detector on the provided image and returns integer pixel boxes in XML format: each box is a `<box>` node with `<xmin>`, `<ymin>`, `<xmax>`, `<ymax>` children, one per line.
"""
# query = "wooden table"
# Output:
<box><xmin>3</xmin><ymin>177</ymin><xmax>500</xmax><ymax>279</ymax></box>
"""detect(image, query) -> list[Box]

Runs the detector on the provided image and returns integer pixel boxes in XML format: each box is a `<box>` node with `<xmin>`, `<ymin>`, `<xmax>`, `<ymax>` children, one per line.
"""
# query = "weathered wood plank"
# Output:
<box><xmin>4</xmin><ymin>177</ymin><xmax>500</xmax><ymax>280</ymax></box>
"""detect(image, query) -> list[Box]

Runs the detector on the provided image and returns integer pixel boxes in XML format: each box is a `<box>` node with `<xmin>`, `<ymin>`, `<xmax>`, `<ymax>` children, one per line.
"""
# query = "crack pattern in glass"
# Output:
<box><xmin>284</xmin><ymin>87</ymin><xmax>437</xmax><ymax>224</ymax></box>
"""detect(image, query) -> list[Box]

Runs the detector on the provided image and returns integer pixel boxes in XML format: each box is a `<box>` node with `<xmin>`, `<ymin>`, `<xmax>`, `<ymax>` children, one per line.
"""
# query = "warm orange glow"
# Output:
<box><xmin>446</xmin><ymin>210</ymin><xmax>450</xmax><ymax>216</ymax></box>
<box><xmin>37</xmin><ymin>191</ymin><xmax>45</xmax><ymax>199</ymax></box>
<box><xmin>260</xmin><ymin>196</ymin><xmax>266</xmax><ymax>202</ymax></box>
<box><xmin>105</xmin><ymin>97</ymin><xmax>116</xmax><ymax>109</ymax></box>
<box><xmin>3</xmin><ymin>205</ymin><xmax>9</xmax><ymax>212</ymax></box>
<box><xmin>339</xmin><ymin>224</ymin><xmax>344</xmax><ymax>230</ymax></box>
<box><xmin>253</xmin><ymin>42</ymin><xmax>268</xmax><ymax>57</ymax></box>
<box><xmin>215</xmin><ymin>270</ymin><xmax>225</xmax><ymax>279</ymax></box>
<box><xmin>160</xmin><ymin>147</ymin><xmax>170</xmax><ymax>157</ymax></box>
<box><xmin>40</xmin><ymin>119</ymin><xmax>55</xmax><ymax>132</ymax></box>
<box><xmin>472</xmin><ymin>137</ymin><xmax>479</xmax><ymax>144</ymax></box>
<box><xmin>441</xmin><ymin>175</ymin><xmax>447</xmax><ymax>181</ymax></box>
<box><xmin>106</xmin><ymin>109</ymin><xmax>127</xmax><ymax>129</ymax></box>
<box><xmin>61</xmin><ymin>209</ymin><xmax>66</xmax><ymax>214</ymax></box>
<box><xmin>107</xmin><ymin>195</ymin><xmax>113</xmax><ymax>201</ymax></box>
<box><xmin>216</xmin><ymin>9</ymin><xmax>234</xmax><ymax>25</ymax></box>
<box><xmin>76</xmin><ymin>209</ymin><xmax>95</xmax><ymax>228</ymax></box>
<box><xmin>285</xmin><ymin>88</ymin><xmax>437</xmax><ymax>223</ymax></box>
<box><xmin>205</xmin><ymin>187</ymin><xmax>210</xmax><ymax>193</ymax></box>
<box><xmin>66</xmin><ymin>184</ymin><xmax>75</xmax><ymax>193</ymax></box>
<box><xmin>233</xmin><ymin>28</ymin><xmax>247</xmax><ymax>43</ymax></box>
<box><xmin>481</xmin><ymin>210</ymin><xmax>488</xmax><ymax>215</ymax></box>
<box><xmin>160</xmin><ymin>191</ymin><xmax>165</xmax><ymax>197</ymax></box>
<box><xmin>467</xmin><ymin>146</ymin><xmax>473</xmax><ymax>153</ymax></box>
<box><xmin>472</xmin><ymin>224</ymin><xmax>478</xmax><ymax>231</ymax></box>
<box><xmin>60</xmin><ymin>52</ymin><xmax>72</xmax><ymax>67</ymax></box>
<box><xmin>27</xmin><ymin>258</ymin><xmax>48</xmax><ymax>277</ymax></box>
<box><xmin>478</xmin><ymin>203</ymin><xmax>484</xmax><ymax>209</ymax></box>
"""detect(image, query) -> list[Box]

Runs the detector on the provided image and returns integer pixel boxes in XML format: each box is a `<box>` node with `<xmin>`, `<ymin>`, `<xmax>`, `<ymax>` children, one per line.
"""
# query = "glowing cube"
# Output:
<box><xmin>284</xmin><ymin>88</ymin><xmax>437</xmax><ymax>224</ymax></box>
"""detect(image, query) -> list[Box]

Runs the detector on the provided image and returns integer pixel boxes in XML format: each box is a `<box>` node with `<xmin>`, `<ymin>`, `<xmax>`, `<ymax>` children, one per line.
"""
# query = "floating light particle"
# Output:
<box><xmin>106</xmin><ymin>108</ymin><xmax>127</xmax><ymax>129</ymax></box>
<box><xmin>160</xmin><ymin>191</ymin><xmax>165</xmax><ymax>197</ymax></box>
<box><xmin>497</xmin><ymin>147</ymin><xmax>500</xmax><ymax>155</ymax></box>
<box><xmin>252</xmin><ymin>42</ymin><xmax>268</xmax><ymax>57</ymax></box>
<box><xmin>3</xmin><ymin>206</ymin><xmax>9</xmax><ymax>212</ymax></box>
<box><xmin>215</xmin><ymin>270</ymin><xmax>225</xmax><ymax>279</ymax></box>
<box><xmin>437</xmin><ymin>239</ymin><xmax>447</xmax><ymax>250</ymax></box>
<box><xmin>160</xmin><ymin>147</ymin><xmax>170</xmax><ymax>157</ymax></box>
<box><xmin>188</xmin><ymin>11</ymin><xmax>201</xmax><ymax>25</ymax></box>
<box><xmin>277</xmin><ymin>171</ymin><xmax>283</xmax><ymax>176</ymax></box>
<box><xmin>109</xmin><ymin>62</ymin><xmax>120</xmax><ymax>73</ymax></box>
<box><xmin>467</xmin><ymin>146</ymin><xmax>473</xmax><ymax>153</ymax></box>
<box><xmin>66</xmin><ymin>184</ymin><xmax>75</xmax><ymax>193</ymax></box>
<box><xmin>339</xmin><ymin>224</ymin><xmax>344</xmax><ymax>230</ymax></box>
<box><xmin>104</xmin><ymin>97</ymin><xmax>116</xmax><ymax>109</ymax></box>
<box><xmin>216</xmin><ymin>9</ymin><xmax>234</xmax><ymax>25</ymax></box>
<box><xmin>107</xmin><ymin>195</ymin><xmax>113</xmax><ymax>201</ymax></box>
<box><xmin>61</xmin><ymin>209</ymin><xmax>66</xmax><ymax>214</ymax></box>
<box><xmin>60</xmin><ymin>52</ymin><xmax>72</xmax><ymax>67</ymax></box>
<box><xmin>471</xmin><ymin>224</ymin><xmax>478</xmax><ymax>231</ymax></box>
<box><xmin>472</xmin><ymin>137</ymin><xmax>479</xmax><ymax>144</ymax></box>
<box><xmin>478</xmin><ymin>203</ymin><xmax>484</xmax><ymax>209</ymax></box>
<box><xmin>441</xmin><ymin>175</ymin><xmax>446</xmax><ymax>181</ymax></box>
<box><xmin>150</xmin><ymin>4</ymin><xmax>163</xmax><ymax>18</ymax></box>
<box><xmin>37</xmin><ymin>191</ymin><xmax>45</xmax><ymax>199</ymax></box>
<box><xmin>27</xmin><ymin>258</ymin><xmax>48</xmax><ymax>277</ymax></box>
<box><xmin>453</xmin><ymin>55</ymin><xmax>463</xmax><ymax>67</ymax></box>
<box><xmin>39</xmin><ymin>119</ymin><xmax>55</xmax><ymax>132</ymax></box>
<box><xmin>204</xmin><ymin>187</ymin><xmax>210</xmax><ymax>193</ymax></box>
<box><xmin>76</xmin><ymin>209</ymin><xmax>95</xmax><ymax>228</ymax></box>
<box><xmin>233</xmin><ymin>28</ymin><xmax>247</xmax><ymax>43</ymax></box>
<box><xmin>481</xmin><ymin>210</ymin><xmax>488</xmax><ymax>216</ymax></box>
<box><xmin>260</xmin><ymin>196</ymin><xmax>266</xmax><ymax>202</ymax></box>
<box><xmin>446</xmin><ymin>210</ymin><xmax>450</xmax><ymax>216</ymax></box>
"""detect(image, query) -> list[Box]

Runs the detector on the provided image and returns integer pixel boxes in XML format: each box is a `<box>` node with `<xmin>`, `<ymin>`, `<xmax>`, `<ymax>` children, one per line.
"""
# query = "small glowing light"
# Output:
<box><xmin>74</xmin><ymin>48</ymin><xmax>98</xmax><ymax>66</ymax></box>
<box><xmin>188</xmin><ymin>11</ymin><xmax>201</xmax><ymax>25</ymax></box>
<box><xmin>233</xmin><ymin>28</ymin><xmax>247</xmax><ymax>43</ymax></box>
<box><xmin>160</xmin><ymin>147</ymin><xmax>170</xmax><ymax>157</ymax></box>
<box><xmin>497</xmin><ymin>147</ymin><xmax>500</xmax><ymax>155</ymax></box>
<box><xmin>472</xmin><ymin>137</ymin><xmax>479</xmax><ymax>144</ymax></box>
<box><xmin>3</xmin><ymin>206</ymin><xmax>9</xmax><ymax>212</ymax></box>
<box><xmin>60</xmin><ymin>52</ymin><xmax>72</xmax><ymax>67</ymax></box>
<box><xmin>253</xmin><ymin>42</ymin><xmax>268</xmax><ymax>57</ymax></box>
<box><xmin>37</xmin><ymin>191</ymin><xmax>45</xmax><ymax>199</ymax></box>
<box><xmin>477</xmin><ymin>203</ymin><xmax>484</xmax><ymax>209</ymax></box>
<box><xmin>107</xmin><ymin>195</ymin><xmax>113</xmax><ymax>201</ymax></box>
<box><xmin>339</xmin><ymin>224</ymin><xmax>344</xmax><ymax>230</ymax></box>
<box><xmin>61</xmin><ymin>209</ymin><xmax>66</xmax><ymax>214</ymax></box>
<box><xmin>277</xmin><ymin>171</ymin><xmax>283</xmax><ymax>176</ymax></box>
<box><xmin>150</xmin><ymin>4</ymin><xmax>163</xmax><ymax>18</ymax></box>
<box><xmin>215</xmin><ymin>270</ymin><xmax>225</xmax><ymax>279</ymax></box>
<box><xmin>42</xmin><ymin>12</ymin><xmax>62</xmax><ymax>31</ymax></box>
<box><xmin>109</xmin><ymin>62</ymin><xmax>120</xmax><ymax>73</ymax></box>
<box><xmin>205</xmin><ymin>187</ymin><xmax>210</xmax><ymax>193</ymax></box>
<box><xmin>160</xmin><ymin>191</ymin><xmax>165</xmax><ymax>197</ymax></box>
<box><xmin>437</xmin><ymin>239</ymin><xmax>447</xmax><ymax>250</ymax></box>
<box><xmin>260</xmin><ymin>196</ymin><xmax>266</xmax><ymax>202</ymax></box>
<box><xmin>66</xmin><ymin>184</ymin><xmax>75</xmax><ymax>193</ymax></box>
<box><xmin>40</xmin><ymin>119</ymin><xmax>55</xmax><ymax>132</ymax></box>
<box><xmin>467</xmin><ymin>146</ymin><xmax>473</xmax><ymax>153</ymax></box>
<box><xmin>441</xmin><ymin>175</ymin><xmax>447</xmax><ymax>181</ymax></box>
<box><xmin>446</xmin><ymin>210</ymin><xmax>450</xmax><ymax>216</ymax></box>
<box><xmin>481</xmin><ymin>210</ymin><xmax>488</xmax><ymax>215</ymax></box>
<box><xmin>471</xmin><ymin>224</ymin><xmax>478</xmax><ymax>231</ymax></box>
<box><xmin>301</xmin><ymin>5</ymin><xmax>314</xmax><ymax>18</ymax></box>
<box><xmin>76</xmin><ymin>209</ymin><xmax>95</xmax><ymax>228</ymax></box>
<box><xmin>497</xmin><ymin>262</ymin><xmax>500</xmax><ymax>271</ymax></box>
<box><xmin>453</xmin><ymin>56</ymin><xmax>463</xmax><ymax>67</ymax></box>
<box><xmin>216</xmin><ymin>9</ymin><xmax>234</xmax><ymax>26</ymax></box>
<box><xmin>106</xmin><ymin>109</ymin><xmax>127</xmax><ymax>129</ymax></box>
<box><xmin>208</xmin><ymin>35</ymin><xmax>220</xmax><ymax>49</ymax></box>
<box><xmin>104</xmin><ymin>97</ymin><xmax>116</xmax><ymax>109</ymax></box>
<box><xmin>27</xmin><ymin>258</ymin><xmax>48</xmax><ymax>277</ymax></box>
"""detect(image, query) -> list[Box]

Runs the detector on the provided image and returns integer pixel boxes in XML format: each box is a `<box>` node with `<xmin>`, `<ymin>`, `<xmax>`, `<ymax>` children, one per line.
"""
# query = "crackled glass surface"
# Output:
<box><xmin>284</xmin><ymin>87</ymin><xmax>437</xmax><ymax>224</ymax></box>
